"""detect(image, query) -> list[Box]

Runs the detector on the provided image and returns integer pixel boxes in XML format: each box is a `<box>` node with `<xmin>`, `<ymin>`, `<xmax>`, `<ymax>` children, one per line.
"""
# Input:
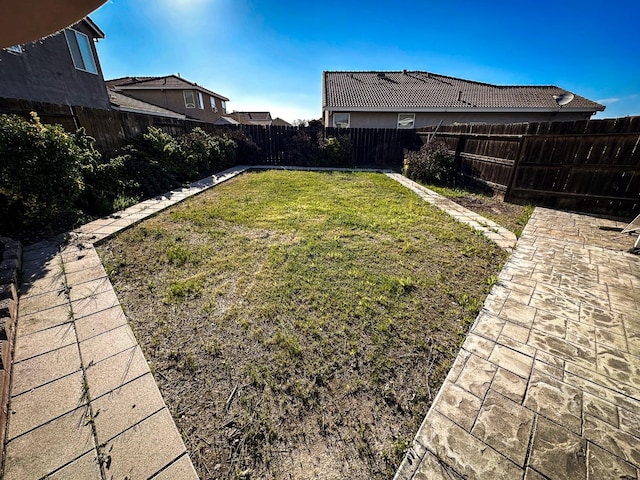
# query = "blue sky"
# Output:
<box><xmin>91</xmin><ymin>0</ymin><xmax>640</xmax><ymax>123</ymax></box>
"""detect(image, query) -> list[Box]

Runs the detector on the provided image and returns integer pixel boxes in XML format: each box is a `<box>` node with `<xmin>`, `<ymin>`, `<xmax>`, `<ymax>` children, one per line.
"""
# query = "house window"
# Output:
<box><xmin>210</xmin><ymin>96</ymin><xmax>217</xmax><ymax>112</ymax></box>
<box><xmin>221</xmin><ymin>101</ymin><xmax>227</xmax><ymax>113</ymax></box>
<box><xmin>5</xmin><ymin>45</ymin><xmax>23</xmax><ymax>54</ymax></box>
<box><xmin>333</xmin><ymin>113</ymin><xmax>350</xmax><ymax>128</ymax></box>
<box><xmin>197</xmin><ymin>91</ymin><xmax>204</xmax><ymax>109</ymax></box>
<box><xmin>397</xmin><ymin>113</ymin><xmax>415</xmax><ymax>129</ymax></box>
<box><xmin>64</xmin><ymin>29</ymin><xmax>98</xmax><ymax>74</ymax></box>
<box><xmin>184</xmin><ymin>90</ymin><xmax>196</xmax><ymax>108</ymax></box>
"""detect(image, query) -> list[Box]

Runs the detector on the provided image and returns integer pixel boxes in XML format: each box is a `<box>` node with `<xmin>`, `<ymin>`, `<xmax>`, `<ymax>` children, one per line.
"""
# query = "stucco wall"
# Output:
<box><xmin>0</xmin><ymin>22</ymin><xmax>110</xmax><ymax>109</ymax></box>
<box><xmin>118</xmin><ymin>89</ymin><xmax>224</xmax><ymax>123</ymax></box>
<box><xmin>327</xmin><ymin>110</ymin><xmax>595</xmax><ymax>128</ymax></box>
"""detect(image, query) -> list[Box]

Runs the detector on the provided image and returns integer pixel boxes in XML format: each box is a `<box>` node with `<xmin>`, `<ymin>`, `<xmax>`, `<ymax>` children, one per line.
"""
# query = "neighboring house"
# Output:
<box><xmin>215</xmin><ymin>111</ymin><xmax>275</xmax><ymax>126</ymax></box>
<box><xmin>0</xmin><ymin>17</ymin><xmax>111</xmax><ymax>109</ymax></box>
<box><xmin>322</xmin><ymin>70</ymin><xmax>606</xmax><ymax>129</ymax></box>
<box><xmin>107</xmin><ymin>75</ymin><xmax>229</xmax><ymax>123</ymax></box>
<box><xmin>108</xmin><ymin>90</ymin><xmax>186</xmax><ymax>119</ymax></box>
<box><xmin>272</xmin><ymin>117</ymin><xmax>292</xmax><ymax>127</ymax></box>
<box><xmin>214</xmin><ymin>111</ymin><xmax>292</xmax><ymax>127</ymax></box>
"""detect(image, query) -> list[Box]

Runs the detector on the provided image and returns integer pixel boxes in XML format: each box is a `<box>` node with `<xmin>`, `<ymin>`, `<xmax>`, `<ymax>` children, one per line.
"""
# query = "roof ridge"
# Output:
<box><xmin>322</xmin><ymin>71</ymin><xmax>604</xmax><ymax>111</ymax></box>
<box><xmin>323</xmin><ymin>71</ymin><xmax>575</xmax><ymax>90</ymax></box>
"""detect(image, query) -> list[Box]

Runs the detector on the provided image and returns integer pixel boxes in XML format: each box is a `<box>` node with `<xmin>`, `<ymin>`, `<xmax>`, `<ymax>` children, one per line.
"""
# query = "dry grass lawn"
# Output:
<box><xmin>98</xmin><ymin>170</ymin><xmax>508</xmax><ymax>479</ymax></box>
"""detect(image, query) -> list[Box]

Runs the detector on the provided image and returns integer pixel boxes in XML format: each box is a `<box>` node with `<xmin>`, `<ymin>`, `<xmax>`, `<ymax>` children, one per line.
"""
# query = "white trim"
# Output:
<box><xmin>183</xmin><ymin>90</ymin><xmax>196</xmax><ymax>108</ymax></box>
<box><xmin>332</xmin><ymin>112</ymin><xmax>350</xmax><ymax>128</ymax></box>
<box><xmin>5</xmin><ymin>45</ymin><xmax>23</xmax><ymax>54</ymax></box>
<box><xmin>397</xmin><ymin>113</ymin><xmax>415</xmax><ymax>129</ymax></box>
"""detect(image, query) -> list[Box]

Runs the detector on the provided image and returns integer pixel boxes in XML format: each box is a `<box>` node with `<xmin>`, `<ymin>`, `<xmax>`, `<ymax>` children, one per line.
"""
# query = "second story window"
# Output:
<box><xmin>64</xmin><ymin>29</ymin><xmax>98</xmax><ymax>74</ymax></box>
<box><xmin>184</xmin><ymin>90</ymin><xmax>196</xmax><ymax>108</ymax></box>
<box><xmin>221</xmin><ymin>101</ymin><xmax>227</xmax><ymax>114</ymax></box>
<box><xmin>197</xmin><ymin>91</ymin><xmax>204</xmax><ymax>109</ymax></box>
<box><xmin>210</xmin><ymin>97</ymin><xmax>217</xmax><ymax>112</ymax></box>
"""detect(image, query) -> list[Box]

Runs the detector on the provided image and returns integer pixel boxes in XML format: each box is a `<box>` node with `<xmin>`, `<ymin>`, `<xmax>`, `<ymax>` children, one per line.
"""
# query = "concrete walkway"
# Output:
<box><xmin>386</xmin><ymin>174</ymin><xmax>517</xmax><ymax>251</ymax></box>
<box><xmin>395</xmin><ymin>208</ymin><xmax>640</xmax><ymax>480</ymax></box>
<box><xmin>3</xmin><ymin>166</ymin><xmax>249</xmax><ymax>479</ymax></box>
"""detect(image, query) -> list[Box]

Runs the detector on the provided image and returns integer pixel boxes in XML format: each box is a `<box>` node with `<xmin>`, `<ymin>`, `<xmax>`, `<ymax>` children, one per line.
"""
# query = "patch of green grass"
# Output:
<box><xmin>163</xmin><ymin>273</ymin><xmax>205</xmax><ymax>304</ymax></box>
<box><xmin>98</xmin><ymin>170</ymin><xmax>507</xmax><ymax>479</ymax></box>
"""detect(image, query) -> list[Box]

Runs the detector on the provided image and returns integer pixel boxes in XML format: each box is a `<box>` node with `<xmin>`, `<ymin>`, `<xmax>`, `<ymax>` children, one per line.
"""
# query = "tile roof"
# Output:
<box><xmin>108</xmin><ymin>90</ymin><xmax>186</xmax><ymax>119</ymax></box>
<box><xmin>107</xmin><ymin>75</ymin><xmax>229</xmax><ymax>101</ymax></box>
<box><xmin>272</xmin><ymin>117</ymin><xmax>292</xmax><ymax>126</ymax></box>
<box><xmin>323</xmin><ymin>71</ymin><xmax>605</xmax><ymax>112</ymax></box>
<box><xmin>213</xmin><ymin>115</ymin><xmax>240</xmax><ymax>125</ymax></box>
<box><xmin>227</xmin><ymin>111</ymin><xmax>273</xmax><ymax>126</ymax></box>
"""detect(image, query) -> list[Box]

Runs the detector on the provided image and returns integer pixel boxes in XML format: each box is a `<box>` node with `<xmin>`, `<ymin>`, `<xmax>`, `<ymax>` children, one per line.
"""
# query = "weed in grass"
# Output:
<box><xmin>165</xmin><ymin>244</ymin><xmax>196</xmax><ymax>266</ymax></box>
<box><xmin>514</xmin><ymin>204</ymin><xmax>534</xmax><ymax>238</ymax></box>
<box><xmin>163</xmin><ymin>273</ymin><xmax>205</xmax><ymax>304</ymax></box>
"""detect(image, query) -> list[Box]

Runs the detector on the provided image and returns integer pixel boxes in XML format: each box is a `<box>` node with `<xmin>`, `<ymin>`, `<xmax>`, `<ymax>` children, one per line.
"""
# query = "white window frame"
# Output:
<box><xmin>221</xmin><ymin>101</ymin><xmax>227</xmax><ymax>113</ymax></box>
<box><xmin>64</xmin><ymin>28</ymin><xmax>98</xmax><ymax>74</ymax></box>
<box><xmin>197</xmin><ymin>91</ymin><xmax>204</xmax><ymax>109</ymax></box>
<box><xmin>183</xmin><ymin>90</ymin><xmax>196</xmax><ymax>108</ymax></box>
<box><xmin>333</xmin><ymin>113</ymin><xmax>350</xmax><ymax>128</ymax></box>
<box><xmin>5</xmin><ymin>45</ymin><xmax>23</xmax><ymax>54</ymax></box>
<box><xmin>210</xmin><ymin>96</ymin><xmax>217</xmax><ymax>112</ymax></box>
<box><xmin>397</xmin><ymin>113</ymin><xmax>415</xmax><ymax>129</ymax></box>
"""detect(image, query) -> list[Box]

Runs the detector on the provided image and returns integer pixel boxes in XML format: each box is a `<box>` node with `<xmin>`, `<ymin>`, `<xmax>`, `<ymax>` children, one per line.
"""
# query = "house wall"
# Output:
<box><xmin>0</xmin><ymin>22</ymin><xmax>110</xmax><ymax>109</ymax></box>
<box><xmin>117</xmin><ymin>89</ymin><xmax>225</xmax><ymax>123</ymax></box>
<box><xmin>326</xmin><ymin>110</ymin><xmax>596</xmax><ymax>128</ymax></box>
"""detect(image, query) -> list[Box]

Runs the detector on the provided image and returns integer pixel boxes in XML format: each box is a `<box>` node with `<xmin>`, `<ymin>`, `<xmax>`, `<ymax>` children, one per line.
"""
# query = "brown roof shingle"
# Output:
<box><xmin>108</xmin><ymin>90</ymin><xmax>186</xmax><ymax>119</ymax></box>
<box><xmin>323</xmin><ymin>71</ymin><xmax>604</xmax><ymax>112</ymax></box>
<box><xmin>107</xmin><ymin>75</ymin><xmax>229</xmax><ymax>101</ymax></box>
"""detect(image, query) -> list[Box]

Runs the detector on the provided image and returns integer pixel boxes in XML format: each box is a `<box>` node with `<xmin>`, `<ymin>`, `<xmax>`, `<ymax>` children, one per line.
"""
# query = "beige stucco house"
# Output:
<box><xmin>106</xmin><ymin>75</ymin><xmax>229</xmax><ymax>123</ymax></box>
<box><xmin>322</xmin><ymin>71</ymin><xmax>605</xmax><ymax>129</ymax></box>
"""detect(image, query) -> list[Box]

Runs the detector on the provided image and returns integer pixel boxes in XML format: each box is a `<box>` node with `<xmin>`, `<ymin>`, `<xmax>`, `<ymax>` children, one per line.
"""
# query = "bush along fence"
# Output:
<box><xmin>0</xmin><ymin>98</ymin><xmax>418</xmax><ymax>170</ymax></box>
<box><xmin>1</xmin><ymin>97</ymin><xmax>639</xmax><ymax>221</ymax></box>
<box><xmin>419</xmin><ymin>116</ymin><xmax>640</xmax><ymax>218</ymax></box>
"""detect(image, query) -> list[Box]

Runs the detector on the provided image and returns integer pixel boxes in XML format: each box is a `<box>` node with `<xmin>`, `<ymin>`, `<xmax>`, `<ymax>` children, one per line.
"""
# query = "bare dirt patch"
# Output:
<box><xmin>98</xmin><ymin>170</ymin><xmax>508</xmax><ymax>479</ymax></box>
<box><xmin>427</xmin><ymin>184</ymin><xmax>533</xmax><ymax>236</ymax></box>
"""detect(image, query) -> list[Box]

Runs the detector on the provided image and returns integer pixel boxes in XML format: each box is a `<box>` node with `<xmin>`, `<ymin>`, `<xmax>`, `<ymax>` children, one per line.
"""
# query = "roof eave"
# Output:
<box><xmin>111</xmin><ymin>105</ymin><xmax>186</xmax><ymax>119</ymax></box>
<box><xmin>323</xmin><ymin>106</ymin><xmax>604</xmax><ymax>113</ymax></box>
<box><xmin>82</xmin><ymin>16</ymin><xmax>105</xmax><ymax>39</ymax></box>
<box><xmin>112</xmin><ymin>84</ymin><xmax>229</xmax><ymax>101</ymax></box>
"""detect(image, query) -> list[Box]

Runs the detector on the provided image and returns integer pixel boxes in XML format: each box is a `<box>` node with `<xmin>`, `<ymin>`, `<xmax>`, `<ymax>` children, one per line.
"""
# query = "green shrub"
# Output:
<box><xmin>284</xmin><ymin>131</ymin><xmax>320</xmax><ymax>166</ymax></box>
<box><xmin>220</xmin><ymin>128</ymin><xmax>260</xmax><ymax>164</ymax></box>
<box><xmin>0</xmin><ymin>113</ymin><xmax>84</xmax><ymax>233</ymax></box>
<box><xmin>403</xmin><ymin>140</ymin><xmax>456</xmax><ymax>185</ymax></box>
<box><xmin>118</xmin><ymin>127</ymin><xmax>239</xmax><ymax>198</ymax></box>
<box><xmin>320</xmin><ymin>135</ymin><xmax>352</xmax><ymax>166</ymax></box>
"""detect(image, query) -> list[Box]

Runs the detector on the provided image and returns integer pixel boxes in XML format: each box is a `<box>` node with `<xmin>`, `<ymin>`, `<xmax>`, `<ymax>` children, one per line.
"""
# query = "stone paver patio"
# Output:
<box><xmin>3</xmin><ymin>166</ymin><xmax>638</xmax><ymax>479</ymax></box>
<box><xmin>395</xmin><ymin>207</ymin><xmax>640</xmax><ymax>480</ymax></box>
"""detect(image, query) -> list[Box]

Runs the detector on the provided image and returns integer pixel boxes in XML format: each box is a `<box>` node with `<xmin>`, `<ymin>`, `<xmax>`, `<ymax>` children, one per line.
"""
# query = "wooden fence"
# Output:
<box><xmin>2</xmin><ymin>97</ymin><xmax>638</xmax><ymax>217</ymax></box>
<box><xmin>420</xmin><ymin>117</ymin><xmax>640</xmax><ymax>218</ymax></box>
<box><xmin>208</xmin><ymin>124</ymin><xmax>416</xmax><ymax>169</ymax></box>
<box><xmin>0</xmin><ymin>98</ymin><xmax>414</xmax><ymax>169</ymax></box>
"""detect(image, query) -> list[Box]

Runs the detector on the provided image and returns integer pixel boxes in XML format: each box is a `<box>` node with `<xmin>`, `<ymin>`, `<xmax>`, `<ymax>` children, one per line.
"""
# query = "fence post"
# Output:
<box><xmin>504</xmin><ymin>136</ymin><xmax>527</xmax><ymax>203</ymax></box>
<box><xmin>454</xmin><ymin>135</ymin><xmax>466</xmax><ymax>186</ymax></box>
